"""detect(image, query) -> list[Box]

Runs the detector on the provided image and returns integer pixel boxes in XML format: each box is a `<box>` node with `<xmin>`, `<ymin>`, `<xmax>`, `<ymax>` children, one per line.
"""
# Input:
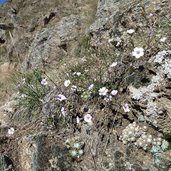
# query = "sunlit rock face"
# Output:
<box><xmin>0</xmin><ymin>0</ymin><xmax>171</xmax><ymax>171</ymax></box>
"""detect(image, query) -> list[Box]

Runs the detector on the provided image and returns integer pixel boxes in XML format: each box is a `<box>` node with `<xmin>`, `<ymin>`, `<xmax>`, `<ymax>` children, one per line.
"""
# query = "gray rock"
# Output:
<box><xmin>24</xmin><ymin>15</ymin><xmax>80</xmax><ymax>69</ymax></box>
<box><xmin>18</xmin><ymin>133</ymin><xmax>73</xmax><ymax>171</ymax></box>
<box><xmin>152</xmin><ymin>50</ymin><xmax>171</xmax><ymax>79</ymax></box>
<box><xmin>0</xmin><ymin>154</ymin><xmax>13</xmax><ymax>170</ymax></box>
<box><xmin>129</xmin><ymin>50</ymin><xmax>171</xmax><ymax>130</ymax></box>
<box><xmin>89</xmin><ymin>0</ymin><xmax>139</xmax><ymax>47</ymax></box>
<box><xmin>90</xmin><ymin>0</ymin><xmax>122</xmax><ymax>32</ymax></box>
<box><xmin>18</xmin><ymin>133</ymin><xmax>44</xmax><ymax>171</ymax></box>
<box><xmin>0</xmin><ymin>23</ymin><xmax>14</xmax><ymax>30</ymax></box>
<box><xmin>0</xmin><ymin>29</ymin><xmax>6</xmax><ymax>43</ymax></box>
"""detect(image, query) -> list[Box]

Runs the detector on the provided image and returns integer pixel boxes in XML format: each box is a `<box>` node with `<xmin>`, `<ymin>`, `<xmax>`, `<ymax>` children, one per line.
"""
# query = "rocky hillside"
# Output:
<box><xmin>0</xmin><ymin>0</ymin><xmax>171</xmax><ymax>170</ymax></box>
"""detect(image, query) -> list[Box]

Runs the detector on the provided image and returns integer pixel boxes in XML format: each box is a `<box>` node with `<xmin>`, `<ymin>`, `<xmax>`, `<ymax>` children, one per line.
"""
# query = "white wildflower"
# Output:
<box><xmin>71</xmin><ymin>85</ymin><xmax>77</xmax><ymax>91</ymax></box>
<box><xmin>132</xmin><ymin>47</ymin><xmax>144</xmax><ymax>59</ymax></box>
<box><xmin>160</xmin><ymin>37</ymin><xmax>167</xmax><ymax>43</ymax></box>
<box><xmin>115</xmin><ymin>37</ymin><xmax>122</xmax><ymax>47</ymax></box>
<box><xmin>127</xmin><ymin>29</ymin><xmax>135</xmax><ymax>34</ymax></box>
<box><xmin>73</xmin><ymin>72</ymin><xmax>81</xmax><ymax>76</ymax></box>
<box><xmin>104</xmin><ymin>95</ymin><xmax>112</xmax><ymax>102</ymax></box>
<box><xmin>76</xmin><ymin>72</ymin><xmax>81</xmax><ymax>76</ymax></box>
<box><xmin>99</xmin><ymin>87</ymin><xmax>108</xmax><ymax>96</ymax></box>
<box><xmin>41</xmin><ymin>79</ymin><xmax>48</xmax><ymax>85</ymax></box>
<box><xmin>123</xmin><ymin>103</ymin><xmax>130</xmax><ymax>112</ymax></box>
<box><xmin>73</xmin><ymin>143</ymin><xmax>81</xmax><ymax>149</ymax></box>
<box><xmin>124</xmin><ymin>162</ymin><xmax>133</xmax><ymax>170</ymax></box>
<box><xmin>8</xmin><ymin>127</ymin><xmax>15</xmax><ymax>135</ymax></box>
<box><xmin>49</xmin><ymin>157</ymin><xmax>58</xmax><ymax>169</ymax></box>
<box><xmin>88</xmin><ymin>84</ymin><xmax>94</xmax><ymax>90</ymax></box>
<box><xmin>149</xmin><ymin>13</ymin><xmax>153</xmax><ymax>17</ymax></box>
<box><xmin>108</xmin><ymin>38</ymin><xmax>114</xmax><ymax>43</ymax></box>
<box><xmin>22</xmin><ymin>78</ymin><xmax>26</xmax><ymax>84</ymax></box>
<box><xmin>61</xmin><ymin>107</ymin><xmax>66</xmax><ymax>117</ymax></box>
<box><xmin>56</xmin><ymin>94</ymin><xmax>67</xmax><ymax>101</ymax></box>
<box><xmin>64</xmin><ymin>80</ymin><xmax>71</xmax><ymax>87</ymax></box>
<box><xmin>76</xmin><ymin>116</ymin><xmax>80</xmax><ymax>124</ymax></box>
<box><xmin>109</xmin><ymin>62</ymin><xmax>118</xmax><ymax>68</ymax></box>
<box><xmin>70</xmin><ymin>150</ymin><xmax>77</xmax><ymax>157</ymax></box>
<box><xmin>84</xmin><ymin>114</ymin><xmax>92</xmax><ymax>124</ymax></box>
<box><xmin>111</xmin><ymin>90</ymin><xmax>118</xmax><ymax>96</ymax></box>
<box><xmin>21</xmin><ymin>94</ymin><xmax>27</xmax><ymax>98</ymax></box>
<box><xmin>78</xmin><ymin>149</ymin><xmax>84</xmax><ymax>156</ymax></box>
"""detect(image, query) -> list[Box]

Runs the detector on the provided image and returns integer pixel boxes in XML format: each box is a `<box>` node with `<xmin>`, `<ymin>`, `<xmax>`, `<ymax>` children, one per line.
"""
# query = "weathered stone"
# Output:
<box><xmin>0</xmin><ymin>23</ymin><xmax>14</xmax><ymax>30</ymax></box>
<box><xmin>0</xmin><ymin>154</ymin><xmax>13</xmax><ymax>170</ymax></box>
<box><xmin>0</xmin><ymin>29</ymin><xmax>6</xmax><ymax>43</ymax></box>
<box><xmin>129</xmin><ymin>51</ymin><xmax>171</xmax><ymax>130</ymax></box>
<box><xmin>0</xmin><ymin>99</ymin><xmax>16</xmax><ymax>128</ymax></box>
<box><xmin>114</xmin><ymin>151</ymin><xmax>124</xmax><ymax>160</ymax></box>
<box><xmin>18</xmin><ymin>133</ymin><xmax>73</xmax><ymax>171</ymax></box>
<box><xmin>0</xmin><ymin>0</ymin><xmax>171</xmax><ymax>171</ymax></box>
<box><xmin>51</xmin><ymin>145</ymin><xmax>73</xmax><ymax>171</ymax></box>
<box><xmin>24</xmin><ymin>15</ymin><xmax>80</xmax><ymax>69</ymax></box>
<box><xmin>18</xmin><ymin>133</ymin><xmax>46</xmax><ymax>171</ymax></box>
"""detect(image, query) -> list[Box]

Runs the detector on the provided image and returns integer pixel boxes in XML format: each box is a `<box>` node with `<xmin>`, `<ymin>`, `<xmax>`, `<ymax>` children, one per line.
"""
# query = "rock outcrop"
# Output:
<box><xmin>0</xmin><ymin>0</ymin><xmax>171</xmax><ymax>171</ymax></box>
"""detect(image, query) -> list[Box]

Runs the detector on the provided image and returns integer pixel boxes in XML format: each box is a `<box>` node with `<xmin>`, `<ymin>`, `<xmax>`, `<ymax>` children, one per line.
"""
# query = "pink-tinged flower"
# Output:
<box><xmin>64</xmin><ymin>80</ymin><xmax>71</xmax><ymax>87</ymax></box>
<box><xmin>76</xmin><ymin>116</ymin><xmax>80</xmax><ymax>124</ymax></box>
<box><xmin>56</xmin><ymin>94</ymin><xmax>67</xmax><ymax>101</ymax></box>
<box><xmin>84</xmin><ymin>114</ymin><xmax>92</xmax><ymax>124</ymax></box>
<box><xmin>148</xmin><ymin>31</ymin><xmax>154</xmax><ymax>37</ymax></box>
<box><xmin>41</xmin><ymin>79</ymin><xmax>48</xmax><ymax>85</ymax></box>
<box><xmin>111</xmin><ymin>90</ymin><xmax>118</xmax><ymax>96</ymax></box>
<box><xmin>149</xmin><ymin>13</ymin><xmax>153</xmax><ymax>17</ymax></box>
<box><xmin>8</xmin><ymin>127</ymin><xmax>15</xmax><ymax>135</ymax></box>
<box><xmin>123</xmin><ymin>103</ymin><xmax>130</xmax><ymax>112</ymax></box>
<box><xmin>132</xmin><ymin>47</ymin><xmax>144</xmax><ymax>59</ymax></box>
<box><xmin>99</xmin><ymin>87</ymin><xmax>108</xmax><ymax>96</ymax></box>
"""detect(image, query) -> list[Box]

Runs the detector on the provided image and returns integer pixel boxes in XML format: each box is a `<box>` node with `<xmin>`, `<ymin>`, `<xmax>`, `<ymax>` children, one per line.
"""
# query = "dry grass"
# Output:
<box><xmin>0</xmin><ymin>62</ymin><xmax>16</xmax><ymax>105</ymax></box>
<box><xmin>80</xmin><ymin>0</ymin><xmax>98</xmax><ymax>27</ymax></box>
